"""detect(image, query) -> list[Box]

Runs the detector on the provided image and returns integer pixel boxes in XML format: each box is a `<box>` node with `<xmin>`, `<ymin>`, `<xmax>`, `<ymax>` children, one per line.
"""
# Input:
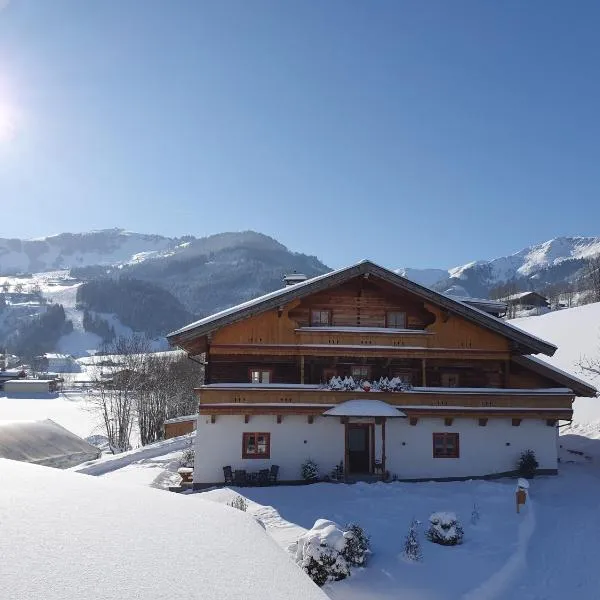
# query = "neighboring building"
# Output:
<box><xmin>43</xmin><ymin>353</ymin><xmax>80</xmax><ymax>373</ymax></box>
<box><xmin>505</xmin><ymin>291</ymin><xmax>550</xmax><ymax>311</ymax></box>
<box><xmin>164</xmin><ymin>415</ymin><xmax>197</xmax><ymax>439</ymax></box>
<box><xmin>448</xmin><ymin>296</ymin><xmax>507</xmax><ymax>318</ymax></box>
<box><xmin>0</xmin><ymin>369</ymin><xmax>26</xmax><ymax>391</ymax></box>
<box><xmin>4</xmin><ymin>379</ymin><xmax>58</xmax><ymax>394</ymax></box>
<box><xmin>167</xmin><ymin>260</ymin><xmax>596</xmax><ymax>488</ymax></box>
<box><xmin>0</xmin><ymin>419</ymin><xmax>101</xmax><ymax>468</ymax></box>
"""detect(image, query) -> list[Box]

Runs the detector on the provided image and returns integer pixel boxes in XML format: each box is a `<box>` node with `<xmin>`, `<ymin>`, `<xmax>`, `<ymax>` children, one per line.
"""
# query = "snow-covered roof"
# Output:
<box><xmin>167</xmin><ymin>260</ymin><xmax>557</xmax><ymax>356</ymax></box>
<box><xmin>0</xmin><ymin>419</ymin><xmax>100</xmax><ymax>468</ymax></box>
<box><xmin>164</xmin><ymin>414</ymin><xmax>197</xmax><ymax>425</ymax></box>
<box><xmin>513</xmin><ymin>355</ymin><xmax>598</xmax><ymax>397</ymax></box>
<box><xmin>0</xmin><ymin>458</ymin><xmax>328</xmax><ymax>600</ymax></box>
<box><xmin>504</xmin><ymin>291</ymin><xmax>548</xmax><ymax>302</ymax></box>
<box><xmin>323</xmin><ymin>399</ymin><xmax>407</xmax><ymax>418</ymax></box>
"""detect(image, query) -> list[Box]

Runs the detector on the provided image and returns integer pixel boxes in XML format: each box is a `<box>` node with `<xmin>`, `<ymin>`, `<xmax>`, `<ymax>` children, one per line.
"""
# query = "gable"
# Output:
<box><xmin>168</xmin><ymin>260</ymin><xmax>557</xmax><ymax>356</ymax></box>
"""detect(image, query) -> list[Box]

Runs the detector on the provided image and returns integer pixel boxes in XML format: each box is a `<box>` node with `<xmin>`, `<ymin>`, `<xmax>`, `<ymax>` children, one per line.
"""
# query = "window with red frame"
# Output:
<box><xmin>242</xmin><ymin>432</ymin><xmax>271</xmax><ymax>459</ymax></box>
<box><xmin>432</xmin><ymin>433</ymin><xmax>459</xmax><ymax>458</ymax></box>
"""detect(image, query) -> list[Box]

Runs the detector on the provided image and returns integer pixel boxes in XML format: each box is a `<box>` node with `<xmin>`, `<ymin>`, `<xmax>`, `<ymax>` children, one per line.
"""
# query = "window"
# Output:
<box><xmin>242</xmin><ymin>432</ymin><xmax>271</xmax><ymax>459</ymax></box>
<box><xmin>250</xmin><ymin>369</ymin><xmax>272</xmax><ymax>384</ymax></box>
<box><xmin>432</xmin><ymin>433</ymin><xmax>459</xmax><ymax>458</ymax></box>
<box><xmin>386</xmin><ymin>311</ymin><xmax>407</xmax><ymax>328</ymax></box>
<box><xmin>310</xmin><ymin>309</ymin><xmax>331</xmax><ymax>326</ymax></box>
<box><xmin>441</xmin><ymin>373</ymin><xmax>460</xmax><ymax>388</ymax></box>
<box><xmin>351</xmin><ymin>365</ymin><xmax>371</xmax><ymax>380</ymax></box>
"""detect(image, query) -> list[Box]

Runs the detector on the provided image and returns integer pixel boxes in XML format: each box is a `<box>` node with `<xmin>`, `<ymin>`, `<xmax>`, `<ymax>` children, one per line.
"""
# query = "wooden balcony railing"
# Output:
<box><xmin>197</xmin><ymin>385</ymin><xmax>573</xmax><ymax>411</ymax></box>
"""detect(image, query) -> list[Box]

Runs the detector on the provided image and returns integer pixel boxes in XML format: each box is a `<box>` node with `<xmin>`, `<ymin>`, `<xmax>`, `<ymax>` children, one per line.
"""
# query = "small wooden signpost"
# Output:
<box><xmin>516</xmin><ymin>478</ymin><xmax>529</xmax><ymax>513</ymax></box>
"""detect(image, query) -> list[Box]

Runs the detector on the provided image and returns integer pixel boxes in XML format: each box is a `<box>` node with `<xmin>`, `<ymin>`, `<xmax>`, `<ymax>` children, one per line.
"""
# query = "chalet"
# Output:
<box><xmin>505</xmin><ymin>291</ymin><xmax>550</xmax><ymax>311</ymax></box>
<box><xmin>164</xmin><ymin>414</ymin><xmax>197</xmax><ymax>439</ymax></box>
<box><xmin>167</xmin><ymin>260</ymin><xmax>596</xmax><ymax>488</ymax></box>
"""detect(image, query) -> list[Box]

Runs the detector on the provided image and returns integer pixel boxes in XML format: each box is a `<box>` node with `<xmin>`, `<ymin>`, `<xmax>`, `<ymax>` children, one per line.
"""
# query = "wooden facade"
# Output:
<box><xmin>167</xmin><ymin>261</ymin><xmax>596</xmax><ymax>483</ymax></box>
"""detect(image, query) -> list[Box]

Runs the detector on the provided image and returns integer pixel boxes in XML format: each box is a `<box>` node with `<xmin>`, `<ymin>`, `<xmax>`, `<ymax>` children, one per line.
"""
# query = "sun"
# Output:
<box><xmin>0</xmin><ymin>104</ymin><xmax>17</xmax><ymax>142</ymax></box>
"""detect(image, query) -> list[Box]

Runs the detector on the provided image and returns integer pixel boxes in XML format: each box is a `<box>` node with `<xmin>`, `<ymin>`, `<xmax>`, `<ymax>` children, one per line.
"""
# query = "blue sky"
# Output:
<box><xmin>1</xmin><ymin>1</ymin><xmax>600</xmax><ymax>269</ymax></box>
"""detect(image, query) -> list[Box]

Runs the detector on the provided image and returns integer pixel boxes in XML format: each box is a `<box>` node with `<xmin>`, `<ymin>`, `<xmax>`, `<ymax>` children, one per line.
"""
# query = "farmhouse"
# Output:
<box><xmin>167</xmin><ymin>260</ymin><xmax>596</xmax><ymax>488</ymax></box>
<box><xmin>505</xmin><ymin>291</ymin><xmax>550</xmax><ymax>311</ymax></box>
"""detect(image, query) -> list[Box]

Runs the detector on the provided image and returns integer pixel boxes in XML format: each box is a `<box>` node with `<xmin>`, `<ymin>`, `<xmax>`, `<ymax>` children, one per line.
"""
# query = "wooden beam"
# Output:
<box><xmin>421</xmin><ymin>358</ymin><xmax>427</xmax><ymax>386</ymax></box>
<box><xmin>244</xmin><ymin>414</ymin><xmax>250</xmax><ymax>424</ymax></box>
<box><xmin>444</xmin><ymin>417</ymin><xmax>454</xmax><ymax>426</ymax></box>
<box><xmin>381</xmin><ymin>418</ymin><xmax>387</xmax><ymax>477</ymax></box>
<box><xmin>210</xmin><ymin>415</ymin><xmax>216</xmax><ymax>424</ymax></box>
<box><xmin>478</xmin><ymin>418</ymin><xmax>488</xmax><ymax>426</ymax></box>
<box><xmin>276</xmin><ymin>415</ymin><xmax>283</xmax><ymax>424</ymax></box>
<box><xmin>409</xmin><ymin>417</ymin><xmax>419</xmax><ymax>426</ymax></box>
<box><xmin>308</xmin><ymin>415</ymin><xmax>314</xmax><ymax>424</ymax></box>
<box><xmin>300</xmin><ymin>355</ymin><xmax>305</xmax><ymax>384</ymax></box>
<box><xmin>512</xmin><ymin>418</ymin><xmax>522</xmax><ymax>427</ymax></box>
<box><xmin>546</xmin><ymin>419</ymin><xmax>557</xmax><ymax>427</ymax></box>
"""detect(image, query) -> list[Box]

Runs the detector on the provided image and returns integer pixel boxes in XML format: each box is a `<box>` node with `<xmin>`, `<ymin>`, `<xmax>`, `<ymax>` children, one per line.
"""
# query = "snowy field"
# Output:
<box><xmin>0</xmin><ymin>458</ymin><xmax>327</xmax><ymax>600</ymax></box>
<box><xmin>0</xmin><ymin>390</ymin><xmax>101</xmax><ymax>439</ymax></box>
<box><xmin>513</xmin><ymin>302</ymin><xmax>600</xmax><ymax>424</ymax></box>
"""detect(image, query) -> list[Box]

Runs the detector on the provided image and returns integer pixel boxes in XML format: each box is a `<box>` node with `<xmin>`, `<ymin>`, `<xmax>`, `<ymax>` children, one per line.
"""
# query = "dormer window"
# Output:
<box><xmin>310</xmin><ymin>309</ymin><xmax>331</xmax><ymax>326</ymax></box>
<box><xmin>386</xmin><ymin>311</ymin><xmax>407</xmax><ymax>328</ymax></box>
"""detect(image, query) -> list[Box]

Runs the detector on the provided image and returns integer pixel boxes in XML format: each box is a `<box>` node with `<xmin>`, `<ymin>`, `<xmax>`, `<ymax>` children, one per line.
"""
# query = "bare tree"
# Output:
<box><xmin>89</xmin><ymin>335</ymin><xmax>150</xmax><ymax>453</ymax></box>
<box><xmin>584</xmin><ymin>256</ymin><xmax>600</xmax><ymax>303</ymax></box>
<box><xmin>137</xmin><ymin>352</ymin><xmax>203</xmax><ymax>445</ymax></box>
<box><xmin>1</xmin><ymin>281</ymin><xmax>9</xmax><ymax>294</ymax></box>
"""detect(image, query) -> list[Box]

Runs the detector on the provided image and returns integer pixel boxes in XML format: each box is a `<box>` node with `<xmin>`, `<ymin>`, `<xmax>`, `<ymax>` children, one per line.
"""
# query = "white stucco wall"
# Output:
<box><xmin>194</xmin><ymin>415</ymin><xmax>558</xmax><ymax>484</ymax></box>
<box><xmin>385</xmin><ymin>417</ymin><xmax>558</xmax><ymax>479</ymax></box>
<box><xmin>194</xmin><ymin>414</ymin><xmax>344</xmax><ymax>484</ymax></box>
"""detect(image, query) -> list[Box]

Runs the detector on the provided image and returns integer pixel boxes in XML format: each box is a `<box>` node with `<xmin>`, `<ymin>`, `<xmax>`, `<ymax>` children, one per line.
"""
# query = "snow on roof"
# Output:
<box><xmin>323</xmin><ymin>399</ymin><xmax>407</xmax><ymax>418</ymax></box>
<box><xmin>167</xmin><ymin>260</ymin><xmax>557</xmax><ymax>356</ymax></box>
<box><xmin>504</xmin><ymin>291</ymin><xmax>547</xmax><ymax>302</ymax></box>
<box><xmin>0</xmin><ymin>419</ymin><xmax>100</xmax><ymax>468</ymax></box>
<box><xmin>164</xmin><ymin>414</ymin><xmax>197</xmax><ymax>425</ymax></box>
<box><xmin>518</xmin><ymin>354</ymin><xmax>598</xmax><ymax>396</ymax></box>
<box><xmin>0</xmin><ymin>459</ymin><xmax>328</xmax><ymax>600</ymax></box>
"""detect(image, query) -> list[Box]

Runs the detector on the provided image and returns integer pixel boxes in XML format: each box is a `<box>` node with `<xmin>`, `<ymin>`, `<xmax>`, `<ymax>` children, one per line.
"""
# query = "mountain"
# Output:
<box><xmin>0</xmin><ymin>230</ymin><xmax>330</xmax><ymax>356</ymax></box>
<box><xmin>0</xmin><ymin>229</ymin><xmax>187</xmax><ymax>274</ymax></box>
<box><xmin>398</xmin><ymin>236</ymin><xmax>600</xmax><ymax>298</ymax></box>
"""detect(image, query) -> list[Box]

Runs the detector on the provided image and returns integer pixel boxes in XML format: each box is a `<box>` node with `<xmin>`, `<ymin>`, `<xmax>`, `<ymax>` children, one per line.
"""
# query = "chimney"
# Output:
<box><xmin>283</xmin><ymin>272</ymin><xmax>308</xmax><ymax>287</ymax></box>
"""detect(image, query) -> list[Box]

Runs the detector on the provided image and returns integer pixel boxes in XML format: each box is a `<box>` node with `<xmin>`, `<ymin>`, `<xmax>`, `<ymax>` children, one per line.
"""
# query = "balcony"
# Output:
<box><xmin>294</xmin><ymin>326</ymin><xmax>432</xmax><ymax>349</ymax></box>
<box><xmin>197</xmin><ymin>384</ymin><xmax>573</xmax><ymax>415</ymax></box>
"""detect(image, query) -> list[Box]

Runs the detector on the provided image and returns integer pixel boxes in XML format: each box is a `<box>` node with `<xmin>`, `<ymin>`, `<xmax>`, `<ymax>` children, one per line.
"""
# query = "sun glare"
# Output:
<box><xmin>0</xmin><ymin>104</ymin><xmax>17</xmax><ymax>142</ymax></box>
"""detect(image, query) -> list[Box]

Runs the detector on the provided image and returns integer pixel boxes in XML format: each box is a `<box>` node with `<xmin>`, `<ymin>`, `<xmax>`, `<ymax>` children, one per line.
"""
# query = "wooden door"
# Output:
<box><xmin>346</xmin><ymin>424</ymin><xmax>371</xmax><ymax>474</ymax></box>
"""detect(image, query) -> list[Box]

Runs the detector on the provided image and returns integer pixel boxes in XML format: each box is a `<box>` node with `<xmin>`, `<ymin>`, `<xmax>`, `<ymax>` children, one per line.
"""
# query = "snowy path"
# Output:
<box><xmin>512</xmin><ymin>464</ymin><xmax>600</xmax><ymax>599</ymax></box>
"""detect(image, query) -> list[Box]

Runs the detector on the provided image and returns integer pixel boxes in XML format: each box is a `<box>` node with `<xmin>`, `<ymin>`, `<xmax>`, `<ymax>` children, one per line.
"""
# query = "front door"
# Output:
<box><xmin>347</xmin><ymin>424</ymin><xmax>371</xmax><ymax>474</ymax></box>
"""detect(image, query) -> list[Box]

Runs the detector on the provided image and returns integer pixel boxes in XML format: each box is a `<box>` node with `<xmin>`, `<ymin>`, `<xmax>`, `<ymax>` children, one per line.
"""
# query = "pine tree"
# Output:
<box><xmin>402</xmin><ymin>519</ymin><xmax>422</xmax><ymax>562</ymax></box>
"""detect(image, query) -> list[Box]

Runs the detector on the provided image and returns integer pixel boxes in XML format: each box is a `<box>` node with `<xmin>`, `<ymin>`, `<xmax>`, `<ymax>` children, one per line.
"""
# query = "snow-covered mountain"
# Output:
<box><xmin>398</xmin><ymin>236</ymin><xmax>600</xmax><ymax>298</ymax></box>
<box><xmin>0</xmin><ymin>229</ymin><xmax>187</xmax><ymax>275</ymax></box>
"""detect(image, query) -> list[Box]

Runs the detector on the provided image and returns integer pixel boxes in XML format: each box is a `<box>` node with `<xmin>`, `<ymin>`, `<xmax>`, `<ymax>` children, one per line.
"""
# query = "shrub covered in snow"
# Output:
<box><xmin>295</xmin><ymin>519</ymin><xmax>369</xmax><ymax>586</ymax></box>
<box><xmin>426</xmin><ymin>512</ymin><xmax>464</xmax><ymax>546</ymax></box>
<box><xmin>342</xmin><ymin>523</ymin><xmax>371</xmax><ymax>566</ymax></box>
<box><xmin>517</xmin><ymin>449</ymin><xmax>539</xmax><ymax>479</ymax></box>
<box><xmin>228</xmin><ymin>495</ymin><xmax>248</xmax><ymax>512</ymax></box>
<box><xmin>301</xmin><ymin>459</ymin><xmax>319</xmax><ymax>482</ymax></box>
<box><xmin>402</xmin><ymin>519</ymin><xmax>422</xmax><ymax>562</ymax></box>
<box><xmin>179</xmin><ymin>445</ymin><xmax>195</xmax><ymax>468</ymax></box>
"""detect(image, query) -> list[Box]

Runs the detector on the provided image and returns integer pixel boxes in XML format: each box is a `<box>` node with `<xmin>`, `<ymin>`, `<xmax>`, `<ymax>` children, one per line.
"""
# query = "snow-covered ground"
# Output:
<box><xmin>0</xmin><ymin>458</ymin><xmax>327</xmax><ymax>600</ymax></box>
<box><xmin>512</xmin><ymin>302</ymin><xmax>600</xmax><ymax>423</ymax></box>
<box><xmin>200</xmin><ymin>479</ymin><xmax>530</xmax><ymax>600</ymax></box>
<box><xmin>0</xmin><ymin>390</ymin><xmax>101</xmax><ymax>439</ymax></box>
